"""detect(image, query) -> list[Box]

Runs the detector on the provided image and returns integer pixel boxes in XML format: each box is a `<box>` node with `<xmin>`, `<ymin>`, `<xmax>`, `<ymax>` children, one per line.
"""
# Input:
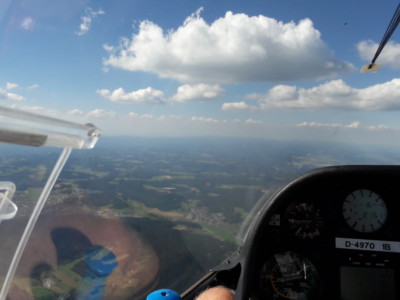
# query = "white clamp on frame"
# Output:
<box><xmin>0</xmin><ymin>182</ymin><xmax>17</xmax><ymax>223</ymax></box>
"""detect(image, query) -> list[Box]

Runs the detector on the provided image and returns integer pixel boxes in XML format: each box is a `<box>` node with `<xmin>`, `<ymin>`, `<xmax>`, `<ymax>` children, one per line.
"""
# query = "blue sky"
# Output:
<box><xmin>2</xmin><ymin>0</ymin><xmax>400</xmax><ymax>144</ymax></box>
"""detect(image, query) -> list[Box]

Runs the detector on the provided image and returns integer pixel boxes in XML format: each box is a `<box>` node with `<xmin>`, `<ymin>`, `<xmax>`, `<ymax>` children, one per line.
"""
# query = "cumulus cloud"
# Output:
<box><xmin>125</xmin><ymin>114</ymin><xmax>257</xmax><ymax>125</ymax></box>
<box><xmin>103</xmin><ymin>8</ymin><xmax>352</xmax><ymax>83</ymax></box>
<box><xmin>68</xmin><ymin>109</ymin><xmax>85</xmax><ymax>116</ymax></box>
<box><xmin>191</xmin><ymin>116</ymin><xmax>222</xmax><ymax>123</ymax></box>
<box><xmin>367</xmin><ymin>124</ymin><xmax>391</xmax><ymax>130</ymax></box>
<box><xmin>294</xmin><ymin>121</ymin><xmax>398</xmax><ymax>134</ymax></box>
<box><xmin>86</xmin><ymin>109</ymin><xmax>116</xmax><ymax>118</ymax></box>
<box><xmin>128</xmin><ymin>112</ymin><xmax>184</xmax><ymax>122</ymax></box>
<box><xmin>296</xmin><ymin>121</ymin><xmax>361</xmax><ymax>129</ymax></box>
<box><xmin>0</xmin><ymin>88</ymin><xmax>24</xmax><ymax>101</ymax></box>
<box><xmin>103</xmin><ymin>44</ymin><xmax>114</xmax><ymax>52</ymax></box>
<box><xmin>221</xmin><ymin>101</ymin><xmax>256</xmax><ymax>111</ymax></box>
<box><xmin>190</xmin><ymin>116</ymin><xmax>262</xmax><ymax>125</ymax></box>
<box><xmin>245</xmin><ymin>118</ymin><xmax>262</xmax><ymax>124</ymax></box>
<box><xmin>128</xmin><ymin>112</ymin><xmax>154</xmax><ymax>120</ymax></box>
<box><xmin>21</xmin><ymin>17</ymin><xmax>35</xmax><ymax>30</ymax></box>
<box><xmin>76</xmin><ymin>7</ymin><xmax>105</xmax><ymax>36</ymax></box>
<box><xmin>128</xmin><ymin>112</ymin><xmax>139</xmax><ymax>119</ymax></box>
<box><xmin>6</xmin><ymin>82</ymin><xmax>18</xmax><ymax>90</ymax></box>
<box><xmin>243</xmin><ymin>78</ymin><xmax>400</xmax><ymax>111</ymax></box>
<box><xmin>27</xmin><ymin>84</ymin><xmax>39</xmax><ymax>90</ymax></box>
<box><xmin>358</xmin><ymin>40</ymin><xmax>400</xmax><ymax>69</ymax></box>
<box><xmin>172</xmin><ymin>84</ymin><xmax>224</xmax><ymax>102</ymax></box>
<box><xmin>97</xmin><ymin>87</ymin><xmax>166</xmax><ymax>104</ymax></box>
<box><xmin>14</xmin><ymin>105</ymin><xmax>59</xmax><ymax>116</ymax></box>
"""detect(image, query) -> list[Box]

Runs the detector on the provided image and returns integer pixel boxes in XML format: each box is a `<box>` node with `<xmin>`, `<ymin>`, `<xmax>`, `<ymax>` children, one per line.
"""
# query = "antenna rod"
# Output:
<box><xmin>370</xmin><ymin>2</ymin><xmax>400</xmax><ymax>67</ymax></box>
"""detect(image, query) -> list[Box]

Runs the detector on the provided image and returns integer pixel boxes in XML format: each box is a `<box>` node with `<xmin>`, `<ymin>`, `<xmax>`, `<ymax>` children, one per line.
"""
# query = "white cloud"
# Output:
<box><xmin>128</xmin><ymin>112</ymin><xmax>154</xmax><ymax>120</ymax></box>
<box><xmin>128</xmin><ymin>113</ymin><xmax>184</xmax><ymax>122</ymax></box>
<box><xmin>245</xmin><ymin>118</ymin><xmax>262</xmax><ymax>124</ymax></box>
<box><xmin>158</xmin><ymin>115</ymin><xmax>183</xmax><ymax>121</ymax></box>
<box><xmin>76</xmin><ymin>7</ymin><xmax>105</xmax><ymax>36</ymax></box>
<box><xmin>221</xmin><ymin>101</ymin><xmax>255</xmax><ymax>111</ymax></box>
<box><xmin>358</xmin><ymin>40</ymin><xmax>400</xmax><ymax>69</ymax></box>
<box><xmin>191</xmin><ymin>116</ymin><xmax>220</xmax><ymax>123</ymax></box>
<box><xmin>14</xmin><ymin>105</ymin><xmax>59</xmax><ymax>116</ymax></box>
<box><xmin>294</xmin><ymin>121</ymin><xmax>399</xmax><ymax>138</ymax></box>
<box><xmin>6</xmin><ymin>82</ymin><xmax>18</xmax><ymax>90</ymax></box>
<box><xmin>172</xmin><ymin>84</ymin><xmax>224</xmax><ymax>102</ymax></box>
<box><xmin>27</xmin><ymin>84</ymin><xmax>39</xmax><ymax>90</ymax></box>
<box><xmin>97</xmin><ymin>87</ymin><xmax>166</xmax><ymax>104</ymax></box>
<box><xmin>68</xmin><ymin>109</ymin><xmax>85</xmax><ymax>116</ymax></box>
<box><xmin>367</xmin><ymin>124</ymin><xmax>391</xmax><ymax>130</ymax></box>
<box><xmin>296</xmin><ymin>121</ymin><xmax>361</xmax><ymax>129</ymax></box>
<box><xmin>21</xmin><ymin>17</ymin><xmax>35</xmax><ymax>30</ymax></box>
<box><xmin>103</xmin><ymin>9</ymin><xmax>353</xmax><ymax>83</ymax></box>
<box><xmin>103</xmin><ymin>44</ymin><xmax>114</xmax><ymax>52</ymax></box>
<box><xmin>128</xmin><ymin>112</ymin><xmax>139</xmax><ymax>119</ymax></box>
<box><xmin>244</xmin><ymin>78</ymin><xmax>400</xmax><ymax>111</ymax></box>
<box><xmin>86</xmin><ymin>109</ymin><xmax>116</xmax><ymax>118</ymax></box>
<box><xmin>0</xmin><ymin>88</ymin><xmax>24</xmax><ymax>101</ymax></box>
<box><xmin>125</xmin><ymin>114</ymin><xmax>255</xmax><ymax>125</ymax></box>
<box><xmin>6</xmin><ymin>105</ymin><xmax>396</xmax><ymax>142</ymax></box>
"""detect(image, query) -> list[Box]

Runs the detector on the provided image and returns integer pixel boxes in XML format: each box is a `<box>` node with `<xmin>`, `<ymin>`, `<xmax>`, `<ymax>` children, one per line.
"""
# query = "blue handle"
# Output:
<box><xmin>147</xmin><ymin>289</ymin><xmax>181</xmax><ymax>300</ymax></box>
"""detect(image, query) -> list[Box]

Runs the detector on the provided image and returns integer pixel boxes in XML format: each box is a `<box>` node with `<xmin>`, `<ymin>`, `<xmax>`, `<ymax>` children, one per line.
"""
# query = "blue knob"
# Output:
<box><xmin>147</xmin><ymin>289</ymin><xmax>181</xmax><ymax>300</ymax></box>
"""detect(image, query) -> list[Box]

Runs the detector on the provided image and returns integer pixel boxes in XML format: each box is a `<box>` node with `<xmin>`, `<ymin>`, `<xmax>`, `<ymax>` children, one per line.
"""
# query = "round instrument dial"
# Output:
<box><xmin>286</xmin><ymin>203</ymin><xmax>324</xmax><ymax>240</ymax></box>
<box><xmin>342</xmin><ymin>189</ymin><xmax>387</xmax><ymax>233</ymax></box>
<box><xmin>261</xmin><ymin>251</ymin><xmax>319</xmax><ymax>299</ymax></box>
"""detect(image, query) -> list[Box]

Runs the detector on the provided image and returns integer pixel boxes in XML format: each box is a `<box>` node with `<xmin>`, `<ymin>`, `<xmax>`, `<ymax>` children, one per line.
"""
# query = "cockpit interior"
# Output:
<box><xmin>182</xmin><ymin>165</ymin><xmax>400</xmax><ymax>300</ymax></box>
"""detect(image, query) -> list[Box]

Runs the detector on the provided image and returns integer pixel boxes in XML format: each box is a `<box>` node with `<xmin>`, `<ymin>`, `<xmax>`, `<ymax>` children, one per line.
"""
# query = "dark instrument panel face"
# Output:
<box><xmin>248</xmin><ymin>166</ymin><xmax>400</xmax><ymax>300</ymax></box>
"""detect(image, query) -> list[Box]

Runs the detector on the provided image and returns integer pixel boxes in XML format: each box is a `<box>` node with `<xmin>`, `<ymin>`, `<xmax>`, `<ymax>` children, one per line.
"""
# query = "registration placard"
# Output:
<box><xmin>336</xmin><ymin>237</ymin><xmax>400</xmax><ymax>253</ymax></box>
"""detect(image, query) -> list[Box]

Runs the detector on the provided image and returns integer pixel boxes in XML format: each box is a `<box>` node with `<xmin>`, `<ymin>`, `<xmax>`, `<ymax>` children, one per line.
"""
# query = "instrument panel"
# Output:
<box><xmin>244</xmin><ymin>166</ymin><xmax>400</xmax><ymax>300</ymax></box>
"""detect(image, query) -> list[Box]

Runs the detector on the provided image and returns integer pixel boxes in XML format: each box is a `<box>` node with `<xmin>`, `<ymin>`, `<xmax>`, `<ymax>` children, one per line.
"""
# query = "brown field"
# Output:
<box><xmin>0</xmin><ymin>213</ymin><xmax>159</xmax><ymax>299</ymax></box>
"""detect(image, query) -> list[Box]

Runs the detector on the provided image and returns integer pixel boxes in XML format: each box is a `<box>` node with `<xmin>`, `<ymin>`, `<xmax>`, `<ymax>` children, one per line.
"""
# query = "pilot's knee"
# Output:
<box><xmin>195</xmin><ymin>286</ymin><xmax>234</xmax><ymax>300</ymax></box>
